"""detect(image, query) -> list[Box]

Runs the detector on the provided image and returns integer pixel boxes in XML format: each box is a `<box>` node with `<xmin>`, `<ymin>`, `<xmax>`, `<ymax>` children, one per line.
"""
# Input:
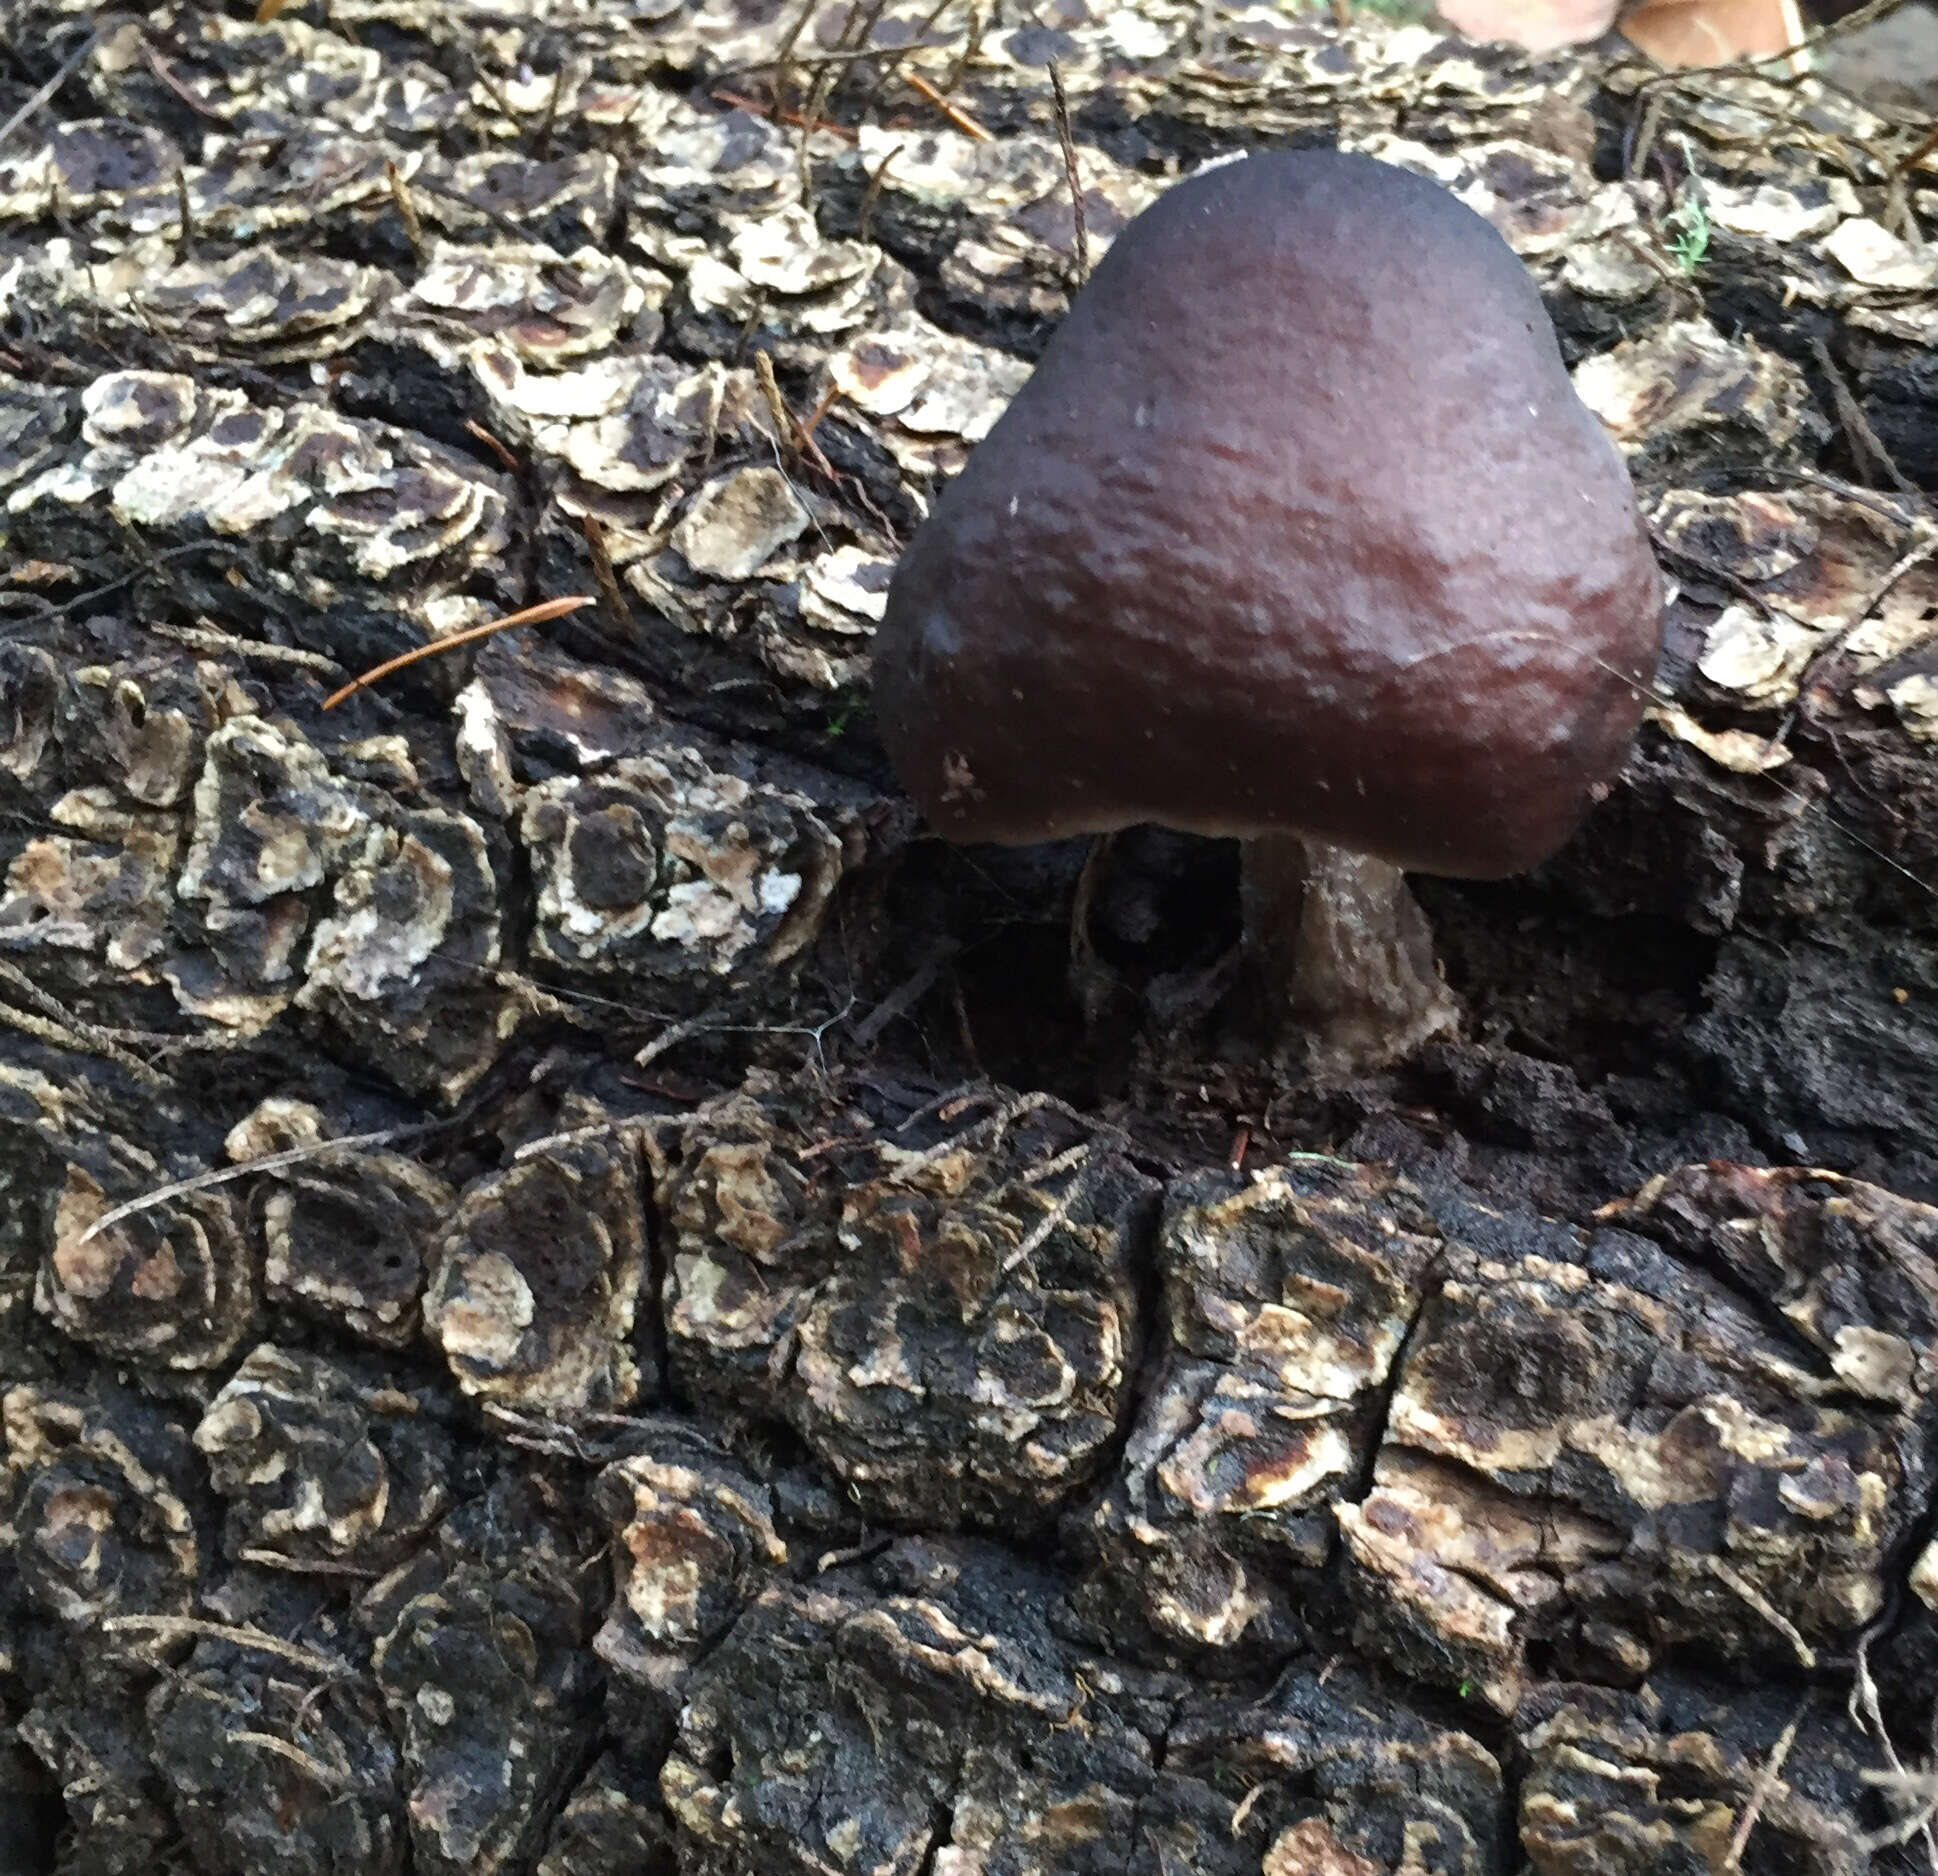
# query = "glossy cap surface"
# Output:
<box><xmin>872</xmin><ymin>149</ymin><xmax>1664</xmax><ymax>878</ymax></box>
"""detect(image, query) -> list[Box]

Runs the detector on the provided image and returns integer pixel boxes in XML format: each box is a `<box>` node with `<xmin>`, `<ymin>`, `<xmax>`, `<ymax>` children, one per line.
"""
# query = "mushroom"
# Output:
<box><xmin>871</xmin><ymin>149</ymin><xmax>1664</xmax><ymax>1076</ymax></box>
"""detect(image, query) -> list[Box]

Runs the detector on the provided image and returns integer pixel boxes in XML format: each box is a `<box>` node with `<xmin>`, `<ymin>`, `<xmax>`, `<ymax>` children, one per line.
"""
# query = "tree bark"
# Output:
<box><xmin>3</xmin><ymin>5</ymin><xmax>1938</xmax><ymax>1875</ymax></box>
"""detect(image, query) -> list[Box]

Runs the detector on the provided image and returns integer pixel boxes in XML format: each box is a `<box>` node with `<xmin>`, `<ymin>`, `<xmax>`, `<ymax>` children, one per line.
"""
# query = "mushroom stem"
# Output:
<box><xmin>1238</xmin><ymin>833</ymin><xmax>1459</xmax><ymax>1075</ymax></box>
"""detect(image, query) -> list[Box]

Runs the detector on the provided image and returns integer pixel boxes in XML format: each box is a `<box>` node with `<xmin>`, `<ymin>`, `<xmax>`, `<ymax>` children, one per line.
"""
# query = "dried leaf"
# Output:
<box><xmin>1435</xmin><ymin>0</ymin><xmax>1622</xmax><ymax>55</ymax></box>
<box><xmin>1619</xmin><ymin>0</ymin><xmax>1804</xmax><ymax>68</ymax></box>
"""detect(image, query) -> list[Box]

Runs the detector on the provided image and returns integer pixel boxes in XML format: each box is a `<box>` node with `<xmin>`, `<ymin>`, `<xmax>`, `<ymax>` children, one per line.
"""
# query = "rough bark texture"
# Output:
<box><xmin>4</xmin><ymin>3</ymin><xmax>1938</xmax><ymax>1874</ymax></box>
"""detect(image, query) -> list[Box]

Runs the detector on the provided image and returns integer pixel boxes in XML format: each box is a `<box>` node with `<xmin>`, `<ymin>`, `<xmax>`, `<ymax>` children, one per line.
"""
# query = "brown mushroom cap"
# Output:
<box><xmin>871</xmin><ymin>149</ymin><xmax>1664</xmax><ymax>879</ymax></box>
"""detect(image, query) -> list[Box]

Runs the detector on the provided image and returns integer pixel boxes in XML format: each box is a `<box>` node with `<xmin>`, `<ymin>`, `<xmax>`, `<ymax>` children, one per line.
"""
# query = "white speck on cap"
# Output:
<box><xmin>1191</xmin><ymin>149</ymin><xmax>1251</xmax><ymax>179</ymax></box>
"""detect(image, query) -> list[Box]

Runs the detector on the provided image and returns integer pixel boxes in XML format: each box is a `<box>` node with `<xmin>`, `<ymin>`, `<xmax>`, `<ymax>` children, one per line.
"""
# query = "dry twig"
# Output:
<box><xmin>1849</xmin><ymin>1626</ymin><xmax>1938</xmax><ymax>1868</ymax></box>
<box><xmin>859</xmin><ymin>140</ymin><xmax>901</xmax><ymax>241</ymax></box>
<box><xmin>100</xmin><ymin>1616</ymin><xmax>348</xmax><ymax>1676</ymax></box>
<box><xmin>462</xmin><ymin>417</ymin><xmax>521</xmax><ymax>472</ymax></box>
<box><xmin>1810</xmin><ymin>336</ymin><xmax>1916</xmax><ymax>494</ymax></box>
<box><xmin>1724</xmin><ymin>1696</ymin><xmax>1807</xmax><ymax>1869</ymax></box>
<box><xmin>385</xmin><ymin>158</ymin><xmax>427</xmax><ymax>265</ymax></box>
<box><xmin>0</xmin><ymin>21</ymin><xmax>115</xmax><ymax>150</ymax></box>
<box><xmin>140</xmin><ymin>38</ymin><xmax>224</xmax><ymax>120</ymax></box>
<box><xmin>769</xmin><ymin>0</ymin><xmax>824</xmax><ymax>114</ymax></box>
<box><xmin>0</xmin><ymin>958</ymin><xmax>170</xmax><ymax>1087</ymax></box>
<box><xmin>1048</xmin><ymin>59</ymin><xmax>1087</xmax><ymax>287</ymax></box>
<box><xmin>582</xmin><ymin>514</ymin><xmax>630</xmax><ymax>629</ymax></box>
<box><xmin>73</xmin><ymin>1124</ymin><xmax>435</xmax><ymax>1245</ymax></box>
<box><xmin>754</xmin><ymin>350</ymin><xmax>839</xmax><ymax>479</ymax></box>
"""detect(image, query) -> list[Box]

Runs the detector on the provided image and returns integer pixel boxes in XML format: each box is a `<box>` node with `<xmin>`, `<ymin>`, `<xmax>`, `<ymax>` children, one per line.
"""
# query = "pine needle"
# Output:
<box><xmin>321</xmin><ymin>595</ymin><xmax>594</xmax><ymax>710</ymax></box>
<box><xmin>905</xmin><ymin>71</ymin><xmax>989</xmax><ymax>139</ymax></box>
